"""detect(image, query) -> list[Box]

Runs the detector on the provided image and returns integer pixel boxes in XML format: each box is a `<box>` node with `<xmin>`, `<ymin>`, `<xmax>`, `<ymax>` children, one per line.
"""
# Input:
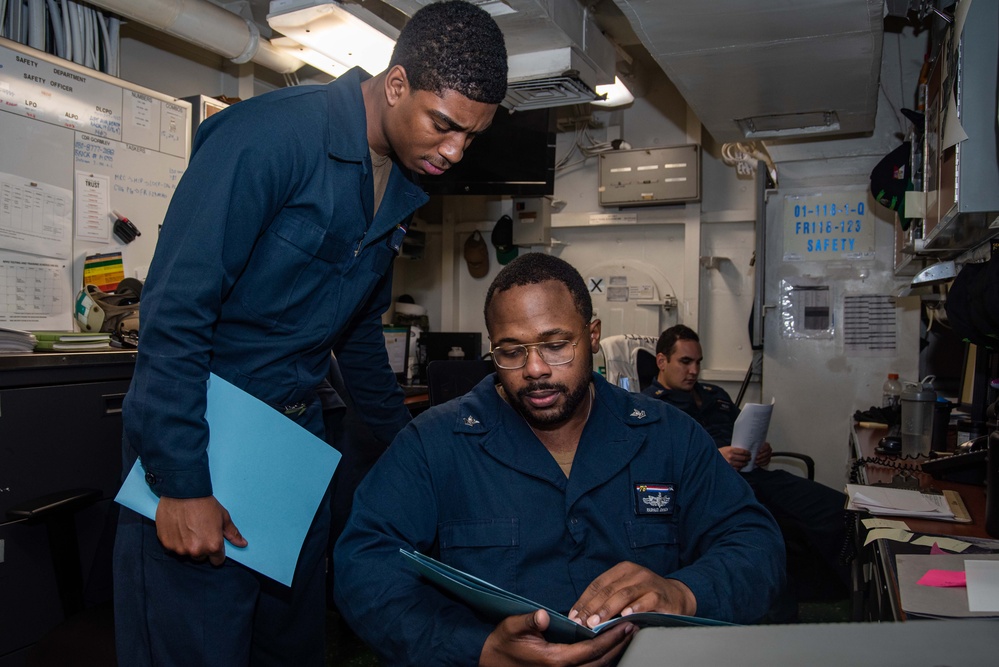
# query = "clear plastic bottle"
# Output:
<box><xmin>882</xmin><ymin>373</ymin><xmax>902</xmax><ymax>408</ymax></box>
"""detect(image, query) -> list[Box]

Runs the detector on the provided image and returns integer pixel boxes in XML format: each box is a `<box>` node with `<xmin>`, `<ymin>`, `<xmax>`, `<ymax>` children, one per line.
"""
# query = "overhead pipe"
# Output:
<box><xmin>82</xmin><ymin>0</ymin><xmax>304</xmax><ymax>74</ymax></box>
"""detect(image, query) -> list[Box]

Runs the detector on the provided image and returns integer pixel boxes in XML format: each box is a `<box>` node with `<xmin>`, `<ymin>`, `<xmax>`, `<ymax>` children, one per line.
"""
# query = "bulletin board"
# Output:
<box><xmin>0</xmin><ymin>37</ymin><xmax>189</xmax><ymax>329</ymax></box>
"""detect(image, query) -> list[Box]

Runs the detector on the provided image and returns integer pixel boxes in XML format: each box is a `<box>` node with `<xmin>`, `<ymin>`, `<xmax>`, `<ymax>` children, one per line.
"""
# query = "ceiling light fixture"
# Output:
<box><xmin>267</xmin><ymin>0</ymin><xmax>398</xmax><ymax>77</ymax></box>
<box><xmin>591</xmin><ymin>76</ymin><xmax>634</xmax><ymax>108</ymax></box>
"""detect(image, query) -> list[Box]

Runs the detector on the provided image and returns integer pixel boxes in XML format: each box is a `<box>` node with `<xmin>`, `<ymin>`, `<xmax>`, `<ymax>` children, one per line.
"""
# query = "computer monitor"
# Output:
<box><xmin>958</xmin><ymin>342</ymin><xmax>997</xmax><ymax>426</ymax></box>
<box><xmin>417</xmin><ymin>332</ymin><xmax>483</xmax><ymax>384</ymax></box>
<box><xmin>383</xmin><ymin>326</ymin><xmax>411</xmax><ymax>383</ymax></box>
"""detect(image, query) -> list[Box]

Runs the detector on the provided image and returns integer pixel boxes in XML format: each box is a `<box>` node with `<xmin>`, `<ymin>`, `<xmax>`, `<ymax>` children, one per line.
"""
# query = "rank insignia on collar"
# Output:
<box><xmin>630</xmin><ymin>409</ymin><xmax>647</xmax><ymax>419</ymax></box>
<box><xmin>463</xmin><ymin>415</ymin><xmax>480</xmax><ymax>427</ymax></box>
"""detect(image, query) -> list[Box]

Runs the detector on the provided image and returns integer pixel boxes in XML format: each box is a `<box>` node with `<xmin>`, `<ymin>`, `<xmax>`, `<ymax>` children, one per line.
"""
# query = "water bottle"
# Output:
<box><xmin>900</xmin><ymin>376</ymin><xmax>936</xmax><ymax>457</ymax></box>
<box><xmin>882</xmin><ymin>373</ymin><xmax>902</xmax><ymax>408</ymax></box>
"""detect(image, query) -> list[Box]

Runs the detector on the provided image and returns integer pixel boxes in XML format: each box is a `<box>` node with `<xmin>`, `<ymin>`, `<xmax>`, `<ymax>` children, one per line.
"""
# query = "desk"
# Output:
<box><xmin>617</xmin><ymin>620</ymin><xmax>999</xmax><ymax>667</ymax></box>
<box><xmin>403</xmin><ymin>391</ymin><xmax>430</xmax><ymax>416</ymax></box>
<box><xmin>850</xmin><ymin>424</ymin><xmax>996</xmax><ymax>621</ymax></box>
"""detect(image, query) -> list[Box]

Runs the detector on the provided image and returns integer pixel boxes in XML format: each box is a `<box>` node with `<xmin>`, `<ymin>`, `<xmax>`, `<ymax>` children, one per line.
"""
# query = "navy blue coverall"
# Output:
<box><xmin>113</xmin><ymin>67</ymin><xmax>424</xmax><ymax>666</ymax></box>
<box><xmin>335</xmin><ymin>373</ymin><xmax>784</xmax><ymax>666</ymax></box>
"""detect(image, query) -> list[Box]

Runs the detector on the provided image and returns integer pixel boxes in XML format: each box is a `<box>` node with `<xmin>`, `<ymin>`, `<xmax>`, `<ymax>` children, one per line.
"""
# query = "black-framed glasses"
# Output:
<box><xmin>489</xmin><ymin>329</ymin><xmax>588</xmax><ymax>370</ymax></box>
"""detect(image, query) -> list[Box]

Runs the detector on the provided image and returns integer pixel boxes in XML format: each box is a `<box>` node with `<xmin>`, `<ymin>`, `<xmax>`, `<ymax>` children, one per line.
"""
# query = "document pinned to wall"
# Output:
<box><xmin>732</xmin><ymin>398</ymin><xmax>774</xmax><ymax>473</ymax></box>
<box><xmin>74</xmin><ymin>171</ymin><xmax>111</xmax><ymax>242</ymax></box>
<box><xmin>0</xmin><ymin>172</ymin><xmax>74</xmax><ymax>328</ymax></box>
<box><xmin>843</xmin><ymin>294</ymin><xmax>897</xmax><ymax>356</ymax></box>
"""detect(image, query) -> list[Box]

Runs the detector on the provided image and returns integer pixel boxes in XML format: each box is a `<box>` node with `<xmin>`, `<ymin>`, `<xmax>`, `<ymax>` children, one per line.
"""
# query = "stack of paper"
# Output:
<box><xmin>0</xmin><ymin>326</ymin><xmax>37</xmax><ymax>353</ymax></box>
<box><xmin>846</xmin><ymin>484</ymin><xmax>956</xmax><ymax>520</ymax></box>
<box><xmin>401</xmin><ymin>550</ymin><xmax>734</xmax><ymax>644</ymax></box>
<box><xmin>32</xmin><ymin>331</ymin><xmax>111</xmax><ymax>351</ymax></box>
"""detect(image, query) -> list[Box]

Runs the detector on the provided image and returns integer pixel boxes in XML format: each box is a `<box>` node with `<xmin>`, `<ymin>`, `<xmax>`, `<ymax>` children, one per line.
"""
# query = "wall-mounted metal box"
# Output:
<box><xmin>512</xmin><ymin>197</ymin><xmax>552</xmax><ymax>245</ymax></box>
<box><xmin>599</xmin><ymin>145</ymin><xmax>700</xmax><ymax>207</ymax></box>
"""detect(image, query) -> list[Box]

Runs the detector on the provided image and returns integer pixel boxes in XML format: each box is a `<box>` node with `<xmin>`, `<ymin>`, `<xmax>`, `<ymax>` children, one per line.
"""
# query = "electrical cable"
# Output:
<box><xmin>82</xmin><ymin>2</ymin><xmax>91</xmax><ymax>68</ymax></box>
<box><xmin>90</xmin><ymin>7</ymin><xmax>100</xmax><ymax>70</ymax></box>
<box><xmin>86</xmin><ymin>6</ymin><xmax>95</xmax><ymax>69</ymax></box>
<box><xmin>96</xmin><ymin>9</ymin><xmax>111</xmax><ymax>74</ymax></box>
<box><xmin>67</xmin><ymin>0</ymin><xmax>82</xmax><ymax>64</ymax></box>
<box><xmin>108</xmin><ymin>15</ymin><xmax>119</xmax><ymax>77</ymax></box>
<box><xmin>61</xmin><ymin>0</ymin><xmax>72</xmax><ymax>66</ymax></box>
<box><xmin>46</xmin><ymin>0</ymin><xmax>64</xmax><ymax>59</ymax></box>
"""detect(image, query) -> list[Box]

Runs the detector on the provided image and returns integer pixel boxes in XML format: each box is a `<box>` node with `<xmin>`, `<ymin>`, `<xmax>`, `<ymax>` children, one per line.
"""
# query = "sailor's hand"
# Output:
<box><xmin>155</xmin><ymin>495</ymin><xmax>246</xmax><ymax>566</ymax></box>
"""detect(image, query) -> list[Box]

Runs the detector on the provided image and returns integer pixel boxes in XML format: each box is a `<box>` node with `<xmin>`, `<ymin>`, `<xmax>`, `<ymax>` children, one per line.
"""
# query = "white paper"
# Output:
<box><xmin>845</xmin><ymin>484</ymin><xmax>955</xmax><ymax>519</ymax></box>
<box><xmin>965</xmin><ymin>559</ymin><xmax>999</xmax><ymax>613</ymax></box>
<box><xmin>731</xmin><ymin>398</ymin><xmax>774</xmax><ymax>473</ymax></box>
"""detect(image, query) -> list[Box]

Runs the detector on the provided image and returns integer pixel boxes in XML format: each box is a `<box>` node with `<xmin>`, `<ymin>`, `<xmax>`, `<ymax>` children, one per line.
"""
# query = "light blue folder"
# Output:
<box><xmin>115</xmin><ymin>373</ymin><xmax>341</xmax><ymax>586</ymax></box>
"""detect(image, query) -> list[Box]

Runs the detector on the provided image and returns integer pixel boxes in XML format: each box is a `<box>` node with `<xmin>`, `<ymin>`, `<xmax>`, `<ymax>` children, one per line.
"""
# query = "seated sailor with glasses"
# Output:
<box><xmin>334</xmin><ymin>253</ymin><xmax>784</xmax><ymax>667</ymax></box>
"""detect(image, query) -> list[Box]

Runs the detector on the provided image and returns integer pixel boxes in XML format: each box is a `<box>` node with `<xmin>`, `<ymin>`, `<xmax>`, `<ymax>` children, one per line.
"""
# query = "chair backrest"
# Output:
<box><xmin>599</xmin><ymin>334</ymin><xmax>658</xmax><ymax>390</ymax></box>
<box><xmin>427</xmin><ymin>359</ymin><xmax>495</xmax><ymax>406</ymax></box>
<box><xmin>636</xmin><ymin>349</ymin><xmax>658</xmax><ymax>391</ymax></box>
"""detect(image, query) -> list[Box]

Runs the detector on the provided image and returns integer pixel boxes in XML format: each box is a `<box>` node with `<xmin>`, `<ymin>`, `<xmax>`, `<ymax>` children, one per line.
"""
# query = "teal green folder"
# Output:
<box><xmin>401</xmin><ymin>550</ymin><xmax>735</xmax><ymax>644</ymax></box>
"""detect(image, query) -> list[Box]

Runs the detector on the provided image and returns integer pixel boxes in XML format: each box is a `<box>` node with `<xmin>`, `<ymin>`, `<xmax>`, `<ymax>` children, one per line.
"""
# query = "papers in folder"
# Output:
<box><xmin>115</xmin><ymin>373</ymin><xmax>341</xmax><ymax>586</ymax></box>
<box><xmin>846</xmin><ymin>484</ymin><xmax>958</xmax><ymax>521</ymax></box>
<box><xmin>400</xmin><ymin>550</ymin><xmax>734</xmax><ymax>644</ymax></box>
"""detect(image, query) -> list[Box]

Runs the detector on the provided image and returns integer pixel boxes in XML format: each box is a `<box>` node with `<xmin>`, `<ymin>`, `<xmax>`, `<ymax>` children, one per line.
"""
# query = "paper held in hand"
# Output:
<box><xmin>731</xmin><ymin>398</ymin><xmax>775</xmax><ymax>473</ymax></box>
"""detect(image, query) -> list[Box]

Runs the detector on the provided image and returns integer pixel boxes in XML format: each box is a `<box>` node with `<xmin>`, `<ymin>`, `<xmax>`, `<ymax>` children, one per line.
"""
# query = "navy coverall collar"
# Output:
<box><xmin>446</xmin><ymin>372</ymin><xmax>663</xmax><ymax>506</ymax></box>
<box><xmin>327</xmin><ymin>67</ymin><xmax>429</xmax><ymax>243</ymax></box>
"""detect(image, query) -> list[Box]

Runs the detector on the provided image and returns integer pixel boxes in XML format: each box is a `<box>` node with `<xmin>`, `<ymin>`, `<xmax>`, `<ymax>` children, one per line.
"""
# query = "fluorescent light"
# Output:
<box><xmin>591</xmin><ymin>76</ymin><xmax>634</xmax><ymax>108</ymax></box>
<box><xmin>267</xmin><ymin>1</ymin><xmax>397</xmax><ymax>76</ymax></box>
<box><xmin>269</xmin><ymin>37</ymin><xmax>350</xmax><ymax>77</ymax></box>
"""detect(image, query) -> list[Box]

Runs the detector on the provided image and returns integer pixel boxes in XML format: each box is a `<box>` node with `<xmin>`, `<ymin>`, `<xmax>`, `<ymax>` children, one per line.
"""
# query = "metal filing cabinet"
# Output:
<box><xmin>0</xmin><ymin>351</ymin><xmax>135</xmax><ymax>664</ymax></box>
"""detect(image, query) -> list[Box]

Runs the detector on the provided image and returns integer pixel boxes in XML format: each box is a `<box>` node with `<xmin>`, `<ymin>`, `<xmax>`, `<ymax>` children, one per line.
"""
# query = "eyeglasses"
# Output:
<box><xmin>489</xmin><ymin>330</ymin><xmax>587</xmax><ymax>370</ymax></box>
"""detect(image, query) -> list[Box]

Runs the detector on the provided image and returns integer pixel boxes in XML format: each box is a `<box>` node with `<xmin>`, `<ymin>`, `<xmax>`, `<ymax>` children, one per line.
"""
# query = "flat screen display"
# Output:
<box><xmin>418</xmin><ymin>108</ymin><xmax>555</xmax><ymax>196</ymax></box>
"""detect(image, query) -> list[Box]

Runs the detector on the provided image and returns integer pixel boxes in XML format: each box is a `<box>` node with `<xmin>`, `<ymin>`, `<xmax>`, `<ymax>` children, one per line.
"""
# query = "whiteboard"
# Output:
<box><xmin>0</xmin><ymin>37</ymin><xmax>189</xmax><ymax>329</ymax></box>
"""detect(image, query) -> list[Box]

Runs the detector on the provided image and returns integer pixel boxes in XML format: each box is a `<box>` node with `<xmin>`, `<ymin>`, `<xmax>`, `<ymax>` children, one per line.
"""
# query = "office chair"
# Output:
<box><xmin>636</xmin><ymin>349</ymin><xmax>658</xmax><ymax>391</ymax></box>
<box><xmin>7</xmin><ymin>487</ymin><xmax>117</xmax><ymax>666</ymax></box>
<box><xmin>599</xmin><ymin>334</ymin><xmax>658</xmax><ymax>390</ymax></box>
<box><xmin>427</xmin><ymin>359</ymin><xmax>495</xmax><ymax>406</ymax></box>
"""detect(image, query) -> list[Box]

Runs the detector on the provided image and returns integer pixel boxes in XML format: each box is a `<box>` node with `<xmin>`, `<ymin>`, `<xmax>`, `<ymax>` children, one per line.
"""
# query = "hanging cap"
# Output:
<box><xmin>490</xmin><ymin>214</ymin><xmax>518</xmax><ymax>265</ymax></box>
<box><xmin>870</xmin><ymin>142</ymin><xmax>912</xmax><ymax>225</ymax></box>
<box><xmin>463</xmin><ymin>230</ymin><xmax>489</xmax><ymax>278</ymax></box>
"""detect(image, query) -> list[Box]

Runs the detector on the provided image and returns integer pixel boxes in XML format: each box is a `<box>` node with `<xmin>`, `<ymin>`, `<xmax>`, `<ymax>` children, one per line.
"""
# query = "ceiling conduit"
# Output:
<box><xmin>83</xmin><ymin>0</ymin><xmax>304</xmax><ymax>74</ymax></box>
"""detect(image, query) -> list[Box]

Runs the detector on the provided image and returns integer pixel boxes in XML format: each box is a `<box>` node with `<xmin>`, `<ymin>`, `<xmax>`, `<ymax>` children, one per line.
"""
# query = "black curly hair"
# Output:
<box><xmin>484</xmin><ymin>253</ymin><xmax>593</xmax><ymax>328</ymax></box>
<box><xmin>390</xmin><ymin>0</ymin><xmax>508</xmax><ymax>104</ymax></box>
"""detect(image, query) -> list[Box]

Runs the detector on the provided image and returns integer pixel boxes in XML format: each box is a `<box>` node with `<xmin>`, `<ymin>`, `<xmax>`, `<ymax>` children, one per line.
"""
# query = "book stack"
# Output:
<box><xmin>32</xmin><ymin>331</ymin><xmax>111</xmax><ymax>351</ymax></box>
<box><xmin>0</xmin><ymin>326</ymin><xmax>38</xmax><ymax>353</ymax></box>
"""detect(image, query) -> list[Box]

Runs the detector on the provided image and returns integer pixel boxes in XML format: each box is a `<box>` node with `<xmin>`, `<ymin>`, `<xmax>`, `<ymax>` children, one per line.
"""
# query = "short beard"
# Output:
<box><xmin>514</xmin><ymin>377</ymin><xmax>591</xmax><ymax>429</ymax></box>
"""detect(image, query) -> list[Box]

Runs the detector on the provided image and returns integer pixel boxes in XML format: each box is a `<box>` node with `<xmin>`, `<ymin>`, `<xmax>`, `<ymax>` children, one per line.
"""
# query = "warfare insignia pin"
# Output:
<box><xmin>463</xmin><ymin>415</ymin><xmax>480</xmax><ymax>427</ymax></box>
<box><xmin>634</xmin><ymin>483</ymin><xmax>675</xmax><ymax>515</ymax></box>
<box><xmin>630</xmin><ymin>409</ymin><xmax>646</xmax><ymax>419</ymax></box>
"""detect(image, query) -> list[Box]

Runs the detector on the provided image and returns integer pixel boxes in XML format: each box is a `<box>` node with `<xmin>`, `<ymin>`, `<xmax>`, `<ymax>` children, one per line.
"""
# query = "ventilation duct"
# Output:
<box><xmin>381</xmin><ymin>0</ymin><xmax>616</xmax><ymax>111</ymax></box>
<box><xmin>83</xmin><ymin>0</ymin><xmax>305</xmax><ymax>74</ymax></box>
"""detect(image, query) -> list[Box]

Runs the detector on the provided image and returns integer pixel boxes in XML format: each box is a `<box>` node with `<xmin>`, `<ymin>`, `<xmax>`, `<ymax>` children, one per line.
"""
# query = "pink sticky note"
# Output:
<box><xmin>917</xmin><ymin>569</ymin><xmax>967</xmax><ymax>587</ymax></box>
<box><xmin>929</xmin><ymin>542</ymin><xmax>946</xmax><ymax>555</ymax></box>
